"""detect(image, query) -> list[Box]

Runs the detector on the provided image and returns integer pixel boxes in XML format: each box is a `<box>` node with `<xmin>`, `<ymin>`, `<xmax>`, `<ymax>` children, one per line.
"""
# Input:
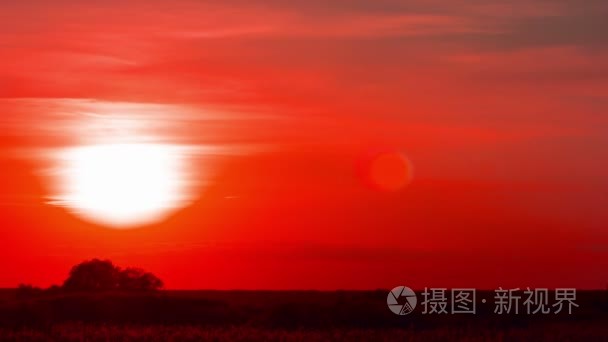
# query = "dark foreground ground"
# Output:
<box><xmin>0</xmin><ymin>289</ymin><xmax>606</xmax><ymax>341</ymax></box>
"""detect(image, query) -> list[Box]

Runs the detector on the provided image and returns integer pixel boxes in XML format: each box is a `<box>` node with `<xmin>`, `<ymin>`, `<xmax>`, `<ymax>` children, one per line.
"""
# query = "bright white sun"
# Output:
<box><xmin>51</xmin><ymin>143</ymin><xmax>191</xmax><ymax>228</ymax></box>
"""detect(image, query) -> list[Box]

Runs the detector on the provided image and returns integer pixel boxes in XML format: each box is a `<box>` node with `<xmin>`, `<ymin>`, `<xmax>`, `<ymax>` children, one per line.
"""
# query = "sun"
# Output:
<box><xmin>51</xmin><ymin>143</ymin><xmax>191</xmax><ymax>228</ymax></box>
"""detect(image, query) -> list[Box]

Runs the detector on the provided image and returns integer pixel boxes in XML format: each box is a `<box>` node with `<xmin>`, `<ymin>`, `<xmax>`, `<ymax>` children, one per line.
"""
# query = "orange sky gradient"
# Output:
<box><xmin>1</xmin><ymin>0</ymin><xmax>607</xmax><ymax>289</ymax></box>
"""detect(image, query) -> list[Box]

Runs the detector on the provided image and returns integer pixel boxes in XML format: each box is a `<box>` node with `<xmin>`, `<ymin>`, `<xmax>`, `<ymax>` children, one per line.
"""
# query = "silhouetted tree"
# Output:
<box><xmin>62</xmin><ymin>259</ymin><xmax>163</xmax><ymax>292</ymax></box>
<box><xmin>63</xmin><ymin>259</ymin><xmax>120</xmax><ymax>291</ymax></box>
<box><xmin>119</xmin><ymin>267</ymin><xmax>164</xmax><ymax>291</ymax></box>
<box><xmin>16</xmin><ymin>283</ymin><xmax>42</xmax><ymax>298</ymax></box>
<box><xmin>46</xmin><ymin>284</ymin><xmax>62</xmax><ymax>294</ymax></box>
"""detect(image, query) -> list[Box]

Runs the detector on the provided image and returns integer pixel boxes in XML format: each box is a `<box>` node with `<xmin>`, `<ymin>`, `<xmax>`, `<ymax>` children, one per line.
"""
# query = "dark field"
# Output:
<box><xmin>0</xmin><ymin>289</ymin><xmax>607</xmax><ymax>341</ymax></box>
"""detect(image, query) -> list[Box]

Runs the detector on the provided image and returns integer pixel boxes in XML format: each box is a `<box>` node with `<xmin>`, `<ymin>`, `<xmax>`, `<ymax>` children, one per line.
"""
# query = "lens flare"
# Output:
<box><xmin>369</xmin><ymin>151</ymin><xmax>413</xmax><ymax>192</ymax></box>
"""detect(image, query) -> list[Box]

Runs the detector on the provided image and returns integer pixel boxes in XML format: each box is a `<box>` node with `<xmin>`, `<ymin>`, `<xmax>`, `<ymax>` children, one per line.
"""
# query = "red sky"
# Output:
<box><xmin>1</xmin><ymin>0</ymin><xmax>607</xmax><ymax>289</ymax></box>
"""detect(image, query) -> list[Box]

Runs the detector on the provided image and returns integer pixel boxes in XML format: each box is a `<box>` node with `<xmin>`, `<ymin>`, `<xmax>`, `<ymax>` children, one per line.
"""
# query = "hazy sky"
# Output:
<box><xmin>1</xmin><ymin>0</ymin><xmax>607</xmax><ymax>289</ymax></box>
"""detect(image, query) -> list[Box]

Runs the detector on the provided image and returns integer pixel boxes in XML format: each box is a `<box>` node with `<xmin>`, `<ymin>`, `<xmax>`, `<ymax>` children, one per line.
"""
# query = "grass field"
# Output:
<box><xmin>1</xmin><ymin>322</ymin><xmax>608</xmax><ymax>341</ymax></box>
<box><xmin>0</xmin><ymin>289</ymin><xmax>606</xmax><ymax>341</ymax></box>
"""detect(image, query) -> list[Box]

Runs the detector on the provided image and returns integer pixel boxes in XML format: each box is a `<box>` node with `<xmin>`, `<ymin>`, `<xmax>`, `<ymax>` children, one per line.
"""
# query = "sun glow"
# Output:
<box><xmin>51</xmin><ymin>143</ymin><xmax>192</xmax><ymax>228</ymax></box>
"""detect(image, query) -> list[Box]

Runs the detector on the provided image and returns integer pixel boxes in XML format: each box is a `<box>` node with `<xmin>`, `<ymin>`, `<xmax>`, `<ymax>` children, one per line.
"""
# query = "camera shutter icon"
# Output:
<box><xmin>387</xmin><ymin>286</ymin><xmax>417</xmax><ymax>315</ymax></box>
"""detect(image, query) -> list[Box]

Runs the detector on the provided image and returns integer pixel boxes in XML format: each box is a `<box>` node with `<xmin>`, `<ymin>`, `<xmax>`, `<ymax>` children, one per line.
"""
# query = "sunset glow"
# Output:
<box><xmin>0</xmin><ymin>0</ymin><xmax>606</xmax><ymax>292</ymax></box>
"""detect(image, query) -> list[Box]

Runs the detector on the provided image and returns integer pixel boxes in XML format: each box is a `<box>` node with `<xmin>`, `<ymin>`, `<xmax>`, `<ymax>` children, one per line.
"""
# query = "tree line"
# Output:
<box><xmin>18</xmin><ymin>259</ymin><xmax>163</xmax><ymax>297</ymax></box>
